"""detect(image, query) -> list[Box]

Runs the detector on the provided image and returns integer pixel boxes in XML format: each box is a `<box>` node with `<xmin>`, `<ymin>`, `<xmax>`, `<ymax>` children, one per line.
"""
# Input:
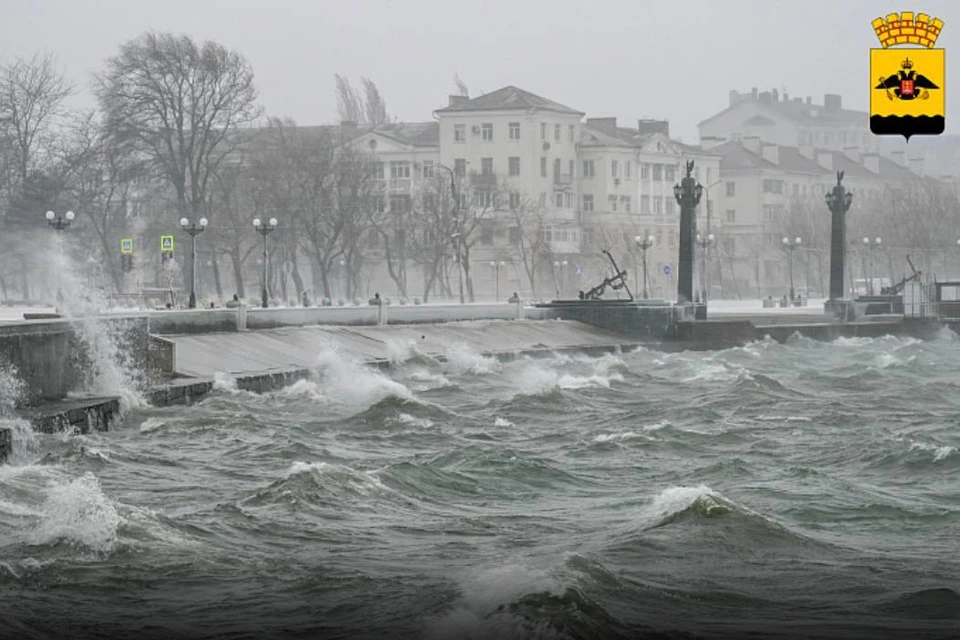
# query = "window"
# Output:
<box><xmin>478</xmin><ymin>190</ymin><xmax>494</xmax><ymax>209</ymax></box>
<box><xmin>583</xmin><ymin>227</ymin><xmax>594</xmax><ymax>247</ymax></box>
<box><xmin>564</xmin><ymin>193</ymin><xmax>572</xmax><ymax>208</ymax></box>
<box><xmin>620</xmin><ymin>195</ymin><xmax>631</xmax><ymax>212</ymax></box>
<box><xmin>569</xmin><ymin>159</ymin><xmax>575</xmax><ymax>178</ymax></box>
<box><xmin>625</xmin><ymin>162</ymin><xmax>631</xmax><ymax>179</ymax></box>
<box><xmin>654</xmin><ymin>198</ymin><xmax>663</xmax><ymax>214</ymax></box>
<box><xmin>763</xmin><ymin>179</ymin><xmax>783</xmax><ymax>194</ymax></box>
<box><xmin>763</xmin><ymin>204</ymin><xmax>782</xmax><ymax>221</ymax></box>
<box><xmin>608</xmin><ymin>195</ymin><xmax>618</xmax><ymax>212</ymax></box>
<box><xmin>792</xmin><ymin>183</ymin><xmax>799</xmax><ymax>196</ymax></box>
<box><xmin>374</xmin><ymin>196</ymin><xmax>385</xmax><ymax>213</ymax></box>
<box><xmin>422</xmin><ymin>161</ymin><xmax>434</xmax><ymax>179</ymax></box>
<box><xmin>508</xmin><ymin>157</ymin><xmax>520</xmax><ymax>176</ymax></box>
<box><xmin>509</xmin><ymin>226</ymin><xmax>520</xmax><ymax>247</ymax></box>
<box><xmin>725</xmin><ymin>181</ymin><xmax>736</xmax><ymax>197</ymax></box>
<box><xmin>569</xmin><ymin>124</ymin><xmax>575</xmax><ymax>141</ymax></box>
<box><xmin>665</xmin><ymin>199</ymin><xmax>676</xmax><ymax>215</ymax></box>
<box><xmin>554</xmin><ymin>124</ymin><xmax>561</xmax><ymax>142</ymax></box>
<box><xmin>480</xmin><ymin>226</ymin><xmax>494</xmax><ymax>245</ymax></box>
<box><xmin>641</xmin><ymin>195</ymin><xmax>650</xmax><ymax>213</ymax></box>
<box><xmin>723</xmin><ymin>237</ymin><xmax>735</xmax><ymax>255</ymax></box>
<box><xmin>583</xmin><ymin>194</ymin><xmax>594</xmax><ymax>211</ymax></box>
<box><xmin>390</xmin><ymin>161</ymin><xmax>410</xmax><ymax>178</ymax></box>
<box><xmin>553</xmin><ymin>158</ymin><xmax>561</xmax><ymax>181</ymax></box>
<box><xmin>454</xmin><ymin>124</ymin><xmax>466</xmax><ymax>142</ymax></box>
<box><xmin>641</xmin><ymin>164</ymin><xmax>650</xmax><ymax>179</ymax></box>
<box><xmin>664</xmin><ymin>166</ymin><xmax>675</xmax><ymax>182</ymax></box>
<box><xmin>656</xmin><ymin>230</ymin><xmax>663</xmax><ymax>246</ymax></box>
<box><xmin>541</xmin><ymin>157</ymin><xmax>547</xmax><ymax>177</ymax></box>
<box><xmin>668</xmin><ymin>231</ymin><xmax>675</xmax><ymax>247</ymax></box>
<box><xmin>652</xmin><ymin>164</ymin><xmax>662</xmax><ymax>181</ymax></box>
<box><xmin>509</xmin><ymin>192</ymin><xmax>520</xmax><ymax>209</ymax></box>
<box><xmin>375</xmin><ymin>162</ymin><xmax>385</xmax><ymax>180</ymax></box>
<box><xmin>540</xmin><ymin>123</ymin><xmax>547</xmax><ymax>140</ymax></box>
<box><xmin>555</xmin><ymin>192</ymin><xmax>563</xmax><ymax>207</ymax></box>
<box><xmin>481</xmin><ymin>123</ymin><xmax>493</xmax><ymax>141</ymax></box>
<box><xmin>423</xmin><ymin>195</ymin><xmax>435</xmax><ymax>211</ymax></box>
<box><xmin>390</xmin><ymin>195</ymin><xmax>411</xmax><ymax>214</ymax></box>
<box><xmin>509</xmin><ymin>122</ymin><xmax>520</xmax><ymax>140</ymax></box>
<box><xmin>539</xmin><ymin>192</ymin><xmax>547</xmax><ymax>208</ymax></box>
<box><xmin>481</xmin><ymin>157</ymin><xmax>493</xmax><ymax>175</ymax></box>
<box><xmin>454</xmin><ymin>158</ymin><xmax>466</xmax><ymax>176</ymax></box>
<box><xmin>611</xmin><ymin>160</ymin><xmax>619</xmax><ymax>178</ymax></box>
<box><xmin>582</xmin><ymin>160</ymin><xmax>595</xmax><ymax>177</ymax></box>
<box><xmin>459</xmin><ymin>192</ymin><xmax>468</xmax><ymax>209</ymax></box>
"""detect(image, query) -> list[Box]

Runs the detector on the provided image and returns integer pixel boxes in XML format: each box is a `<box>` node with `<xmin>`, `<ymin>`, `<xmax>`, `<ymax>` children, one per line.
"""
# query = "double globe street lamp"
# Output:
<box><xmin>634</xmin><ymin>235</ymin><xmax>655</xmax><ymax>300</ymax></box>
<box><xmin>45</xmin><ymin>210</ymin><xmax>75</xmax><ymax>307</ymax></box>
<box><xmin>253</xmin><ymin>217</ymin><xmax>278</xmax><ymax>308</ymax></box>
<box><xmin>553</xmin><ymin>260</ymin><xmax>568</xmax><ymax>298</ymax></box>
<box><xmin>489</xmin><ymin>261</ymin><xmax>506</xmax><ymax>301</ymax></box>
<box><xmin>696</xmin><ymin>232</ymin><xmax>714</xmax><ymax>303</ymax></box>
<box><xmin>862</xmin><ymin>236</ymin><xmax>882</xmax><ymax>295</ymax></box>
<box><xmin>782</xmin><ymin>236</ymin><xmax>802</xmax><ymax>301</ymax></box>
<box><xmin>180</xmin><ymin>217</ymin><xmax>208</xmax><ymax>309</ymax></box>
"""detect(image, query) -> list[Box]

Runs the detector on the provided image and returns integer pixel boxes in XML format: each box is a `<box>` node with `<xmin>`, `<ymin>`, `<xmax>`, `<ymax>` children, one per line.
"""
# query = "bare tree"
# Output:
<box><xmin>361</xmin><ymin>77</ymin><xmax>389</xmax><ymax>125</ymax></box>
<box><xmin>507</xmin><ymin>196</ymin><xmax>552</xmax><ymax>299</ymax></box>
<box><xmin>335</xmin><ymin>74</ymin><xmax>364</xmax><ymax>124</ymax></box>
<box><xmin>96</xmin><ymin>32</ymin><xmax>262</xmax><ymax>293</ymax></box>
<box><xmin>453</xmin><ymin>73</ymin><xmax>469</xmax><ymax>98</ymax></box>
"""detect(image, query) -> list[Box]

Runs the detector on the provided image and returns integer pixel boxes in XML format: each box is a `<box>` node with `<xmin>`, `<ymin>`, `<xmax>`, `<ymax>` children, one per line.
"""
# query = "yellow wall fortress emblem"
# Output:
<box><xmin>870</xmin><ymin>12</ymin><xmax>945</xmax><ymax>140</ymax></box>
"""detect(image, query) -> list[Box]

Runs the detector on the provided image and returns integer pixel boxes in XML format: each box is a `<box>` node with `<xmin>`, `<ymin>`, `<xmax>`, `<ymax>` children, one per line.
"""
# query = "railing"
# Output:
<box><xmin>389</xmin><ymin>178</ymin><xmax>411</xmax><ymax>192</ymax></box>
<box><xmin>470</xmin><ymin>172</ymin><xmax>497</xmax><ymax>188</ymax></box>
<box><xmin>553</xmin><ymin>173</ymin><xmax>574</xmax><ymax>186</ymax></box>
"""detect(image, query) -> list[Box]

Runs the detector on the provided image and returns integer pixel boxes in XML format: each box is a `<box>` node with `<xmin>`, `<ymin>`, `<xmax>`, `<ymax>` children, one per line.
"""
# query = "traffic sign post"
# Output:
<box><xmin>663</xmin><ymin>265</ymin><xmax>672</xmax><ymax>276</ymax></box>
<box><xmin>120</xmin><ymin>238</ymin><xmax>134</xmax><ymax>255</ymax></box>
<box><xmin>160</xmin><ymin>235</ymin><xmax>174</xmax><ymax>253</ymax></box>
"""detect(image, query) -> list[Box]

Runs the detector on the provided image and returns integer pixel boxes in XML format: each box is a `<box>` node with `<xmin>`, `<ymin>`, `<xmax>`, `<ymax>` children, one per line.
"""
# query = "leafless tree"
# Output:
<box><xmin>335</xmin><ymin>75</ymin><xmax>389</xmax><ymax>125</ymax></box>
<box><xmin>96</xmin><ymin>32</ymin><xmax>262</xmax><ymax>294</ymax></box>
<box><xmin>507</xmin><ymin>196</ymin><xmax>553</xmax><ymax>299</ymax></box>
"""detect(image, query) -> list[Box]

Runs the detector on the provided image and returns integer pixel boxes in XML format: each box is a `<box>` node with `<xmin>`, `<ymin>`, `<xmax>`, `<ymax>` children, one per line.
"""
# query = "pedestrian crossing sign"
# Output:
<box><xmin>120</xmin><ymin>238</ymin><xmax>134</xmax><ymax>255</ymax></box>
<box><xmin>160</xmin><ymin>235</ymin><xmax>174</xmax><ymax>252</ymax></box>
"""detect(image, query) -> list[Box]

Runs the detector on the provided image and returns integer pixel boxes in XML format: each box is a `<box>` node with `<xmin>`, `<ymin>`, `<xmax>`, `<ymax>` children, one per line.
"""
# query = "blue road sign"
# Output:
<box><xmin>663</xmin><ymin>265</ymin><xmax>672</xmax><ymax>276</ymax></box>
<box><xmin>575</xmin><ymin>266</ymin><xmax>583</xmax><ymax>276</ymax></box>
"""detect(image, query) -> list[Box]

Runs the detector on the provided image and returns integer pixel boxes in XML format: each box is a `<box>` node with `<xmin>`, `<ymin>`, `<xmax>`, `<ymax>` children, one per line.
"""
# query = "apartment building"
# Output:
<box><xmin>704</xmin><ymin>136</ymin><xmax>918</xmax><ymax>297</ymax></box>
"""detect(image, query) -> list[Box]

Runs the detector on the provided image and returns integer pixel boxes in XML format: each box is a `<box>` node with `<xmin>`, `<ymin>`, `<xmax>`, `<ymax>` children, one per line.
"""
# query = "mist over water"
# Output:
<box><xmin>2</xmin><ymin>336</ymin><xmax>960</xmax><ymax>638</ymax></box>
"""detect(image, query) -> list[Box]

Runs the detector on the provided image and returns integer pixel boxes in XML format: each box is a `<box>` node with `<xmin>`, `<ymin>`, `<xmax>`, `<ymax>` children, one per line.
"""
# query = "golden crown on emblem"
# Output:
<box><xmin>872</xmin><ymin>12</ymin><xmax>944</xmax><ymax>48</ymax></box>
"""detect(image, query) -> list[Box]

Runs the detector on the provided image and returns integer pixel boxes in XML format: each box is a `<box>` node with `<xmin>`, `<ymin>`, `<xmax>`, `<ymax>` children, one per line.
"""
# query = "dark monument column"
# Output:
<box><xmin>825</xmin><ymin>170</ymin><xmax>853</xmax><ymax>301</ymax></box>
<box><xmin>674</xmin><ymin>160</ymin><xmax>703</xmax><ymax>304</ymax></box>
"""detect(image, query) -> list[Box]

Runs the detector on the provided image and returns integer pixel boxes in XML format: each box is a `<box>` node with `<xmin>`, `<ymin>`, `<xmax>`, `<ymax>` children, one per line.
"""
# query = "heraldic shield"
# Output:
<box><xmin>870</xmin><ymin>12</ymin><xmax>946</xmax><ymax>141</ymax></box>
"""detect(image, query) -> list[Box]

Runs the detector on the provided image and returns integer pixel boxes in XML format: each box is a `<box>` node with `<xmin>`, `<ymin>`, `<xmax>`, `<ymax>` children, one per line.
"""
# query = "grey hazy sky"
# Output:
<box><xmin>1</xmin><ymin>0</ymin><xmax>957</xmax><ymax>141</ymax></box>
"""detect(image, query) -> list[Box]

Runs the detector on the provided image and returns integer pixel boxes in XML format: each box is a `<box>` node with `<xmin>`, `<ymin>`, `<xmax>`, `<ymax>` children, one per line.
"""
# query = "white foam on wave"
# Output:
<box><xmin>506</xmin><ymin>356</ymin><xmax>626</xmax><ymax>397</ymax></box>
<box><xmin>908</xmin><ymin>440</ymin><xmax>957</xmax><ymax>462</ymax></box>
<box><xmin>138</xmin><ymin>417</ymin><xmax>166</xmax><ymax>434</ymax></box>
<box><xmin>305</xmin><ymin>346</ymin><xmax>417</xmax><ymax>408</ymax></box>
<box><xmin>30</xmin><ymin>472</ymin><xmax>122</xmax><ymax>553</ymax></box>
<box><xmin>494</xmin><ymin>417</ymin><xmax>515</xmax><ymax>428</ymax></box>
<box><xmin>406</xmin><ymin>368</ymin><xmax>452</xmax><ymax>389</ymax></box>
<box><xmin>443</xmin><ymin>343</ymin><xmax>499</xmax><ymax>375</ymax></box>
<box><xmin>682</xmin><ymin>359</ymin><xmax>746</xmax><ymax>383</ymax></box>
<box><xmin>593</xmin><ymin>431</ymin><xmax>643</xmax><ymax>443</ymax></box>
<box><xmin>286</xmin><ymin>460</ymin><xmax>388</xmax><ymax>495</ymax></box>
<box><xmin>637</xmin><ymin>484</ymin><xmax>735</xmax><ymax>529</ymax></box>
<box><xmin>423</xmin><ymin>562</ymin><xmax>561</xmax><ymax>640</ymax></box>
<box><xmin>398</xmin><ymin>413</ymin><xmax>434</xmax><ymax>429</ymax></box>
<box><xmin>212</xmin><ymin>371</ymin><xmax>239</xmax><ymax>392</ymax></box>
<box><xmin>385</xmin><ymin>337</ymin><xmax>430</xmax><ymax>364</ymax></box>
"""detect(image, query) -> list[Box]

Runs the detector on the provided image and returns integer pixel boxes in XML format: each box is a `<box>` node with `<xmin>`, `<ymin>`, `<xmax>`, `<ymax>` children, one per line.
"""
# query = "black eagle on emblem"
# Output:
<box><xmin>875</xmin><ymin>57</ymin><xmax>939</xmax><ymax>101</ymax></box>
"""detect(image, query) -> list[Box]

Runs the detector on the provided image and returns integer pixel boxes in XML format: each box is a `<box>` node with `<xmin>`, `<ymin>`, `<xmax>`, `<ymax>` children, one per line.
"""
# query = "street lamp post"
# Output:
<box><xmin>634</xmin><ymin>234</ymin><xmax>655</xmax><ymax>300</ymax></box>
<box><xmin>180</xmin><ymin>217</ymin><xmax>208</xmax><ymax>309</ymax></box>
<box><xmin>782</xmin><ymin>236</ymin><xmax>802</xmax><ymax>301</ymax></box>
<box><xmin>339</xmin><ymin>258</ymin><xmax>347</xmax><ymax>301</ymax></box>
<box><xmin>45</xmin><ymin>210</ymin><xmax>75</xmax><ymax>308</ymax></box>
<box><xmin>253</xmin><ymin>217</ymin><xmax>277</xmax><ymax>308</ymax></box>
<box><xmin>490</xmin><ymin>261</ymin><xmax>506</xmax><ymax>301</ymax></box>
<box><xmin>435</xmin><ymin>163</ymin><xmax>464</xmax><ymax>304</ymax></box>
<box><xmin>862</xmin><ymin>236</ymin><xmax>882</xmax><ymax>295</ymax></box>
<box><xmin>696</xmin><ymin>233</ymin><xmax>715</xmax><ymax>303</ymax></box>
<box><xmin>553</xmin><ymin>260</ymin><xmax>568</xmax><ymax>298</ymax></box>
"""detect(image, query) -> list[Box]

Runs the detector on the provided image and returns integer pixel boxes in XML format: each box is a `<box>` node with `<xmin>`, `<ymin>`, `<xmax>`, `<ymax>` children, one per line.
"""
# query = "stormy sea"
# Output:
<box><xmin>1</xmin><ymin>334</ymin><xmax>959</xmax><ymax>639</ymax></box>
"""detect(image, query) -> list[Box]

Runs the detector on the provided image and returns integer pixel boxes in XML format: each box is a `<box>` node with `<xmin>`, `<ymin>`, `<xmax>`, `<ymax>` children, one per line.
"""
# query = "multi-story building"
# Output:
<box><xmin>704</xmin><ymin>136</ymin><xmax>919</xmax><ymax>298</ymax></box>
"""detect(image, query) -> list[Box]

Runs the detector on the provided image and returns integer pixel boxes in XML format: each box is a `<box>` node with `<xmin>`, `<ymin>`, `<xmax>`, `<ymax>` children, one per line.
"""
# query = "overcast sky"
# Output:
<box><xmin>1</xmin><ymin>0</ymin><xmax>956</xmax><ymax>142</ymax></box>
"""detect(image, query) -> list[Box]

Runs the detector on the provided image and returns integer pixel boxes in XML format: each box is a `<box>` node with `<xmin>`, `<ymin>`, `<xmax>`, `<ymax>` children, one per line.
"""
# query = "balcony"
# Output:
<box><xmin>389</xmin><ymin>178</ymin><xmax>412</xmax><ymax>192</ymax></box>
<box><xmin>549</xmin><ymin>239</ymin><xmax>581</xmax><ymax>254</ymax></box>
<box><xmin>552</xmin><ymin>173</ymin><xmax>574</xmax><ymax>188</ymax></box>
<box><xmin>470</xmin><ymin>172</ymin><xmax>498</xmax><ymax>188</ymax></box>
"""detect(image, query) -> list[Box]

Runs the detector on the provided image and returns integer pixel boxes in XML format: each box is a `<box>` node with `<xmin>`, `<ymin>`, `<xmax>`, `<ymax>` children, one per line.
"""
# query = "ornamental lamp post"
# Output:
<box><xmin>253</xmin><ymin>217</ymin><xmax>277</xmax><ymax>308</ymax></box>
<box><xmin>339</xmin><ymin>258</ymin><xmax>347</xmax><ymax>301</ymax></box>
<box><xmin>45</xmin><ymin>210</ymin><xmax>75</xmax><ymax>308</ymax></box>
<box><xmin>861</xmin><ymin>236</ymin><xmax>882</xmax><ymax>295</ymax></box>
<box><xmin>696</xmin><ymin>232</ymin><xmax>715</xmax><ymax>303</ymax></box>
<box><xmin>490</xmin><ymin>261</ymin><xmax>506</xmax><ymax>301</ymax></box>
<box><xmin>180</xmin><ymin>217</ymin><xmax>208</xmax><ymax>309</ymax></box>
<box><xmin>634</xmin><ymin>234</ymin><xmax>655</xmax><ymax>300</ymax></box>
<box><xmin>782</xmin><ymin>236</ymin><xmax>802</xmax><ymax>301</ymax></box>
<box><xmin>553</xmin><ymin>260</ymin><xmax>568</xmax><ymax>298</ymax></box>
